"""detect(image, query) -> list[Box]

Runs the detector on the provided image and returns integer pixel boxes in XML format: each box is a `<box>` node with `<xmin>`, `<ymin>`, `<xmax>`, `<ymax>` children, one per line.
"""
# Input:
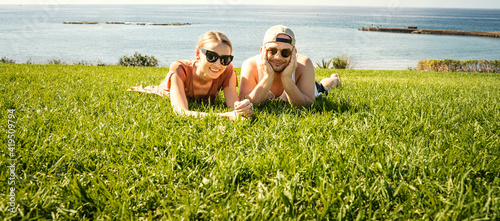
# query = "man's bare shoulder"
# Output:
<box><xmin>241</xmin><ymin>55</ymin><xmax>259</xmax><ymax>75</ymax></box>
<box><xmin>296</xmin><ymin>53</ymin><xmax>314</xmax><ymax>76</ymax></box>
<box><xmin>296</xmin><ymin>53</ymin><xmax>313</xmax><ymax>67</ymax></box>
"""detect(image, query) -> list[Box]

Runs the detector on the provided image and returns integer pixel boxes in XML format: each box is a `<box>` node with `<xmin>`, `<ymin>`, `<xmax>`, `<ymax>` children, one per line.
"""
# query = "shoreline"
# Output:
<box><xmin>359</xmin><ymin>26</ymin><xmax>500</xmax><ymax>38</ymax></box>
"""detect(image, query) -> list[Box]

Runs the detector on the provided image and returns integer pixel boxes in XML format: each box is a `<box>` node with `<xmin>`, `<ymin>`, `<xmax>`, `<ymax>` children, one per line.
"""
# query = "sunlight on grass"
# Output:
<box><xmin>1</xmin><ymin>63</ymin><xmax>499</xmax><ymax>219</ymax></box>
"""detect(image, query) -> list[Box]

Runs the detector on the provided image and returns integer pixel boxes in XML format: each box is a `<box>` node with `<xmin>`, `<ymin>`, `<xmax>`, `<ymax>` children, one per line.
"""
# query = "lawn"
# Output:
<box><xmin>1</xmin><ymin>63</ymin><xmax>499</xmax><ymax>220</ymax></box>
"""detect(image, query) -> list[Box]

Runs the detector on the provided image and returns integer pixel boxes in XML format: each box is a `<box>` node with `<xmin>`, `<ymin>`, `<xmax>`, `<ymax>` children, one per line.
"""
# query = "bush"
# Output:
<box><xmin>315</xmin><ymin>58</ymin><xmax>331</xmax><ymax>69</ymax></box>
<box><xmin>1</xmin><ymin>56</ymin><xmax>15</xmax><ymax>63</ymax></box>
<box><xmin>417</xmin><ymin>59</ymin><xmax>500</xmax><ymax>73</ymax></box>
<box><xmin>119</xmin><ymin>52</ymin><xmax>158</xmax><ymax>67</ymax></box>
<box><xmin>48</xmin><ymin>59</ymin><xmax>64</xmax><ymax>65</ymax></box>
<box><xmin>331</xmin><ymin>57</ymin><xmax>348</xmax><ymax>69</ymax></box>
<box><xmin>316</xmin><ymin>56</ymin><xmax>353</xmax><ymax>69</ymax></box>
<box><xmin>73</xmin><ymin>60</ymin><xmax>106</xmax><ymax>66</ymax></box>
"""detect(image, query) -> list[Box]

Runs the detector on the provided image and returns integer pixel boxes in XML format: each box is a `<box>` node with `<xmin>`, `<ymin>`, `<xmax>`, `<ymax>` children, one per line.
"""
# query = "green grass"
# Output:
<box><xmin>1</xmin><ymin>63</ymin><xmax>499</xmax><ymax>220</ymax></box>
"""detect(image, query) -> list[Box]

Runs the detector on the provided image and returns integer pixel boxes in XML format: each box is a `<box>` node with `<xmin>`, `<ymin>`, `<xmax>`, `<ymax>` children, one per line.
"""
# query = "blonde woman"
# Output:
<box><xmin>129</xmin><ymin>31</ymin><xmax>253</xmax><ymax>120</ymax></box>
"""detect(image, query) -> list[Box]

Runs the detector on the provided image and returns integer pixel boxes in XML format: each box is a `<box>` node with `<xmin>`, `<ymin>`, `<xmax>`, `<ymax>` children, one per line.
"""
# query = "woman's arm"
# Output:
<box><xmin>169</xmin><ymin>73</ymin><xmax>205</xmax><ymax>117</ymax></box>
<box><xmin>169</xmin><ymin>72</ymin><xmax>250</xmax><ymax>120</ymax></box>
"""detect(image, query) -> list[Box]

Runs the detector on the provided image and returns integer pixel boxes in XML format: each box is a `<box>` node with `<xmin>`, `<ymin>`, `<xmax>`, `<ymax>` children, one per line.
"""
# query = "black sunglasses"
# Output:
<box><xmin>267</xmin><ymin>47</ymin><xmax>293</xmax><ymax>58</ymax></box>
<box><xmin>200</xmin><ymin>48</ymin><xmax>234</xmax><ymax>66</ymax></box>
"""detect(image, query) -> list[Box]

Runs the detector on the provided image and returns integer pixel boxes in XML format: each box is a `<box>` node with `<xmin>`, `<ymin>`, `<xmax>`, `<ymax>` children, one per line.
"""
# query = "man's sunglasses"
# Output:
<box><xmin>200</xmin><ymin>48</ymin><xmax>234</xmax><ymax>66</ymax></box>
<box><xmin>267</xmin><ymin>47</ymin><xmax>293</xmax><ymax>58</ymax></box>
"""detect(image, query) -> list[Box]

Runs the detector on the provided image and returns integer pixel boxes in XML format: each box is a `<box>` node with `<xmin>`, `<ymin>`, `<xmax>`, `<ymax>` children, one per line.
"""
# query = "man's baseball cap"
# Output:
<box><xmin>262</xmin><ymin>25</ymin><xmax>295</xmax><ymax>46</ymax></box>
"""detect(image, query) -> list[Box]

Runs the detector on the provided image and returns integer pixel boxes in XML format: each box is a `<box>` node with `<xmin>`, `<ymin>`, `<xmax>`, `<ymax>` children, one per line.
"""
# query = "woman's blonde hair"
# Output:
<box><xmin>197</xmin><ymin>31</ymin><xmax>232</xmax><ymax>51</ymax></box>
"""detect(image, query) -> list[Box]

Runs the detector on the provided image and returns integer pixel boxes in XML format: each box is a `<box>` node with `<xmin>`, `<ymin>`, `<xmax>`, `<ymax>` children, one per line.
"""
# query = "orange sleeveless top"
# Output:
<box><xmin>164</xmin><ymin>60</ymin><xmax>236</xmax><ymax>101</ymax></box>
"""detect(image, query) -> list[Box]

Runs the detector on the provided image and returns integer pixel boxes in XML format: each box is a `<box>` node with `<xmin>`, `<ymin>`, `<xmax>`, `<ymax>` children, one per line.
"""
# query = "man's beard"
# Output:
<box><xmin>272</xmin><ymin>65</ymin><xmax>286</xmax><ymax>73</ymax></box>
<box><xmin>269</xmin><ymin>59</ymin><xmax>288</xmax><ymax>73</ymax></box>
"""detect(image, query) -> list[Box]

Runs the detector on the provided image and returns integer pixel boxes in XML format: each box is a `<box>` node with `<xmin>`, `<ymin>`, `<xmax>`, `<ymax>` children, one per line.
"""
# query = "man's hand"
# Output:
<box><xmin>281</xmin><ymin>49</ymin><xmax>297</xmax><ymax>80</ymax></box>
<box><xmin>260</xmin><ymin>46</ymin><xmax>275</xmax><ymax>78</ymax></box>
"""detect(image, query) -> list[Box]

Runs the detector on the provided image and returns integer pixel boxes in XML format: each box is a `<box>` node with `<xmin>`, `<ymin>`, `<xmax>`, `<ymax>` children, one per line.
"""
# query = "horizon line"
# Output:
<box><xmin>0</xmin><ymin>3</ymin><xmax>499</xmax><ymax>9</ymax></box>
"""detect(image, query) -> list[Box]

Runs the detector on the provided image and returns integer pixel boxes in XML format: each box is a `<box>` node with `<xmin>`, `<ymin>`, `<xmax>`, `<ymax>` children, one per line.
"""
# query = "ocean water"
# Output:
<box><xmin>1</xmin><ymin>4</ymin><xmax>499</xmax><ymax>69</ymax></box>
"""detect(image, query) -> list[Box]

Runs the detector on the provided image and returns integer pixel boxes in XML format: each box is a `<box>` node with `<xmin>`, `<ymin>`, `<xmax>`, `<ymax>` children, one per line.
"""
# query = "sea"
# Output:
<box><xmin>1</xmin><ymin>4</ymin><xmax>499</xmax><ymax>70</ymax></box>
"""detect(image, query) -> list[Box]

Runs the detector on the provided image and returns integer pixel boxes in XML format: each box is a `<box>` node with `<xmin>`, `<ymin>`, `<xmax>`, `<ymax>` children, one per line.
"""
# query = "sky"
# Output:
<box><xmin>1</xmin><ymin>0</ymin><xmax>500</xmax><ymax>9</ymax></box>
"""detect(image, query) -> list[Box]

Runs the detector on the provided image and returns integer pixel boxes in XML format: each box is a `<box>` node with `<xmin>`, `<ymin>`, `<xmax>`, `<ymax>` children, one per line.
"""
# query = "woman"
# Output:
<box><xmin>129</xmin><ymin>31</ymin><xmax>253</xmax><ymax>120</ymax></box>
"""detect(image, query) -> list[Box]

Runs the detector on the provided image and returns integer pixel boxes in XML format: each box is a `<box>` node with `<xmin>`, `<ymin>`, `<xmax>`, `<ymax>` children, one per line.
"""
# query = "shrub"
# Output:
<box><xmin>1</xmin><ymin>56</ymin><xmax>15</xmax><ymax>63</ymax></box>
<box><xmin>417</xmin><ymin>59</ymin><xmax>500</xmax><ymax>73</ymax></box>
<box><xmin>48</xmin><ymin>59</ymin><xmax>64</xmax><ymax>65</ymax></box>
<box><xmin>316</xmin><ymin>56</ymin><xmax>353</xmax><ymax>69</ymax></box>
<box><xmin>119</xmin><ymin>52</ymin><xmax>158</xmax><ymax>67</ymax></box>
<box><xmin>331</xmin><ymin>57</ymin><xmax>348</xmax><ymax>69</ymax></box>
<box><xmin>78</xmin><ymin>61</ymin><xmax>93</xmax><ymax>66</ymax></box>
<box><xmin>76</xmin><ymin>60</ymin><xmax>106</xmax><ymax>66</ymax></box>
<box><xmin>315</xmin><ymin>58</ymin><xmax>331</xmax><ymax>69</ymax></box>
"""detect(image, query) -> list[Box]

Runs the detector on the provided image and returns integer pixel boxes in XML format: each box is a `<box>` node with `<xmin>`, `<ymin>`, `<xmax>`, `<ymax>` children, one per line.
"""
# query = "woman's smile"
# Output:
<box><xmin>209</xmin><ymin>66</ymin><xmax>221</xmax><ymax>73</ymax></box>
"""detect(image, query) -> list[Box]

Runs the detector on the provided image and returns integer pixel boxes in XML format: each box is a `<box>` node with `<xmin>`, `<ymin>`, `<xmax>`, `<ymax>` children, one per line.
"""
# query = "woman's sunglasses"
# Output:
<box><xmin>200</xmin><ymin>48</ymin><xmax>234</xmax><ymax>66</ymax></box>
<box><xmin>267</xmin><ymin>47</ymin><xmax>293</xmax><ymax>58</ymax></box>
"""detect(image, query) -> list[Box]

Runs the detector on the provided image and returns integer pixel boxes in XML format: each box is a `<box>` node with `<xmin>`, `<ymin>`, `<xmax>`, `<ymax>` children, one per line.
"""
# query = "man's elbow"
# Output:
<box><xmin>290</xmin><ymin>97</ymin><xmax>315</xmax><ymax>107</ymax></box>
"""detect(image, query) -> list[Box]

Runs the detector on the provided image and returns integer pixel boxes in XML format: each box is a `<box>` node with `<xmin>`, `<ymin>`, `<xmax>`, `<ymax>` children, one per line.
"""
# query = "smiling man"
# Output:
<box><xmin>239</xmin><ymin>25</ymin><xmax>341</xmax><ymax>107</ymax></box>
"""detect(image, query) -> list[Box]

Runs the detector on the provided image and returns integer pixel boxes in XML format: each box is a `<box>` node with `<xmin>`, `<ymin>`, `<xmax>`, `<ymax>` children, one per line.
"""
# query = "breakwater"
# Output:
<box><xmin>359</xmin><ymin>26</ymin><xmax>500</xmax><ymax>38</ymax></box>
<box><xmin>63</xmin><ymin>21</ymin><xmax>191</xmax><ymax>26</ymax></box>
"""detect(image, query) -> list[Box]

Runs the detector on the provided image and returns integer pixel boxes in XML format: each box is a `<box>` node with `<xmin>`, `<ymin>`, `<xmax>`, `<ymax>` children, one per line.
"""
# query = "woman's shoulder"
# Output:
<box><xmin>225</xmin><ymin>63</ymin><xmax>235</xmax><ymax>72</ymax></box>
<box><xmin>220</xmin><ymin>63</ymin><xmax>235</xmax><ymax>80</ymax></box>
<box><xmin>169</xmin><ymin>59</ymin><xmax>198</xmax><ymax>76</ymax></box>
<box><xmin>170</xmin><ymin>59</ymin><xmax>196</xmax><ymax>68</ymax></box>
<box><xmin>168</xmin><ymin>59</ymin><xmax>198</xmax><ymax>82</ymax></box>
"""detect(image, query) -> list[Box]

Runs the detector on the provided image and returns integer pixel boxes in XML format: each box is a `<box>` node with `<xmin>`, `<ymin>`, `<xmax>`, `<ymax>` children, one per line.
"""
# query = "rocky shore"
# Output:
<box><xmin>359</xmin><ymin>26</ymin><xmax>500</xmax><ymax>38</ymax></box>
<box><xmin>63</xmin><ymin>21</ymin><xmax>191</xmax><ymax>26</ymax></box>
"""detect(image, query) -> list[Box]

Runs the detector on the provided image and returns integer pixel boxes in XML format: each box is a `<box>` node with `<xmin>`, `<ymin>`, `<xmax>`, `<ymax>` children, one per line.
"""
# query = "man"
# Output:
<box><xmin>239</xmin><ymin>25</ymin><xmax>341</xmax><ymax>107</ymax></box>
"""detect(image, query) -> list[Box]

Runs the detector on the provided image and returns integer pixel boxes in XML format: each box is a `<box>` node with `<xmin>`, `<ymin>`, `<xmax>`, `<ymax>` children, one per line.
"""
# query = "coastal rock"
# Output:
<box><xmin>64</xmin><ymin>21</ymin><xmax>191</xmax><ymax>26</ymax></box>
<box><xmin>63</xmin><ymin>21</ymin><xmax>99</xmax><ymax>24</ymax></box>
<box><xmin>359</xmin><ymin>26</ymin><xmax>500</xmax><ymax>38</ymax></box>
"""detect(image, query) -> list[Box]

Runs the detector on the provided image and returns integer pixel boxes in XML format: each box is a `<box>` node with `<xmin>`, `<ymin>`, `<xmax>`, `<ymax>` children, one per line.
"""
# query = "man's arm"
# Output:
<box><xmin>239</xmin><ymin>51</ymin><xmax>275</xmax><ymax>105</ymax></box>
<box><xmin>223</xmin><ymin>71</ymin><xmax>253</xmax><ymax>118</ymax></box>
<box><xmin>281</xmin><ymin>52</ymin><xmax>315</xmax><ymax>107</ymax></box>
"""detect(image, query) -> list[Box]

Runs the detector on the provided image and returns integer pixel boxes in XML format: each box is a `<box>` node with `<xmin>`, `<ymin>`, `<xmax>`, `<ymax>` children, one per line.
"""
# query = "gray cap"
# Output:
<box><xmin>262</xmin><ymin>25</ymin><xmax>295</xmax><ymax>46</ymax></box>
